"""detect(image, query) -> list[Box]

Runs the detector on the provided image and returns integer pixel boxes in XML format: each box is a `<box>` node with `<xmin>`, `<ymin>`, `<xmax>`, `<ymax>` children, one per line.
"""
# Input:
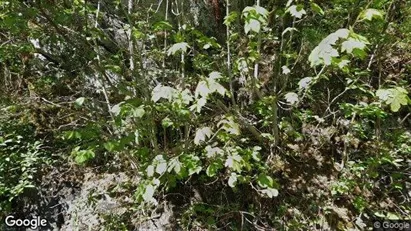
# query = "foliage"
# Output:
<box><xmin>1</xmin><ymin>0</ymin><xmax>411</xmax><ymax>230</ymax></box>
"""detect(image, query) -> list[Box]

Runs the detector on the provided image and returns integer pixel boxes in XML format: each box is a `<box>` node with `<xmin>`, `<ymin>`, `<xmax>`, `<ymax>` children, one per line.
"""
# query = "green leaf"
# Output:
<box><xmin>205</xmin><ymin>145</ymin><xmax>223</xmax><ymax>158</ymax></box>
<box><xmin>208</xmin><ymin>79</ymin><xmax>226</xmax><ymax>96</ymax></box>
<box><xmin>73</xmin><ymin>149</ymin><xmax>95</xmax><ymax>164</ymax></box>
<box><xmin>111</xmin><ymin>103</ymin><xmax>122</xmax><ymax>116</ymax></box>
<box><xmin>341</xmin><ymin>38</ymin><xmax>367</xmax><ymax>53</ymax></box>
<box><xmin>131</xmin><ymin>106</ymin><xmax>145</xmax><ymax>118</ymax></box>
<box><xmin>225</xmin><ymin>154</ymin><xmax>243</xmax><ymax>172</ymax></box>
<box><xmin>360</xmin><ymin>9</ymin><xmax>384</xmax><ymax>21</ymax></box>
<box><xmin>147</xmin><ymin>165</ymin><xmax>154</xmax><ymax>177</ymax></box>
<box><xmin>206</xmin><ymin>161</ymin><xmax>222</xmax><ymax>177</ymax></box>
<box><xmin>260</xmin><ymin>188</ymin><xmax>279</xmax><ymax>198</ymax></box>
<box><xmin>153</xmin><ymin>21</ymin><xmax>173</xmax><ymax>31</ymax></box>
<box><xmin>167</xmin><ymin>158</ymin><xmax>182</xmax><ymax>175</ymax></box>
<box><xmin>228</xmin><ymin>173</ymin><xmax>238</xmax><ymax>187</ymax></box>
<box><xmin>151</xmin><ymin>85</ymin><xmax>176</xmax><ymax>102</ymax></box>
<box><xmin>162</xmin><ymin>117</ymin><xmax>174</xmax><ymax>128</ymax></box>
<box><xmin>281</xmin><ymin>65</ymin><xmax>291</xmax><ymax>74</ymax></box>
<box><xmin>257</xmin><ymin>174</ymin><xmax>274</xmax><ymax>188</ymax></box>
<box><xmin>298</xmin><ymin>77</ymin><xmax>313</xmax><ymax>89</ymax></box>
<box><xmin>167</xmin><ymin>42</ymin><xmax>189</xmax><ymax>56</ymax></box>
<box><xmin>75</xmin><ymin>97</ymin><xmax>85</xmax><ymax>106</ymax></box>
<box><xmin>104</xmin><ymin>142</ymin><xmax>116</xmax><ymax>152</ymax></box>
<box><xmin>154</xmin><ymin>155</ymin><xmax>167</xmax><ymax>174</ymax></box>
<box><xmin>310</xmin><ymin>2</ymin><xmax>324</xmax><ymax>15</ymax></box>
<box><xmin>218</xmin><ymin>116</ymin><xmax>240</xmax><ymax>135</ymax></box>
<box><xmin>224</xmin><ymin>11</ymin><xmax>239</xmax><ymax>26</ymax></box>
<box><xmin>142</xmin><ymin>184</ymin><xmax>155</xmax><ymax>202</ymax></box>
<box><xmin>156</xmin><ymin>162</ymin><xmax>167</xmax><ymax>175</ymax></box>
<box><xmin>376</xmin><ymin>87</ymin><xmax>410</xmax><ymax>112</ymax></box>
<box><xmin>255</xmin><ymin>6</ymin><xmax>269</xmax><ymax>18</ymax></box>
<box><xmin>282</xmin><ymin>27</ymin><xmax>298</xmax><ymax>37</ymax></box>
<box><xmin>288</xmin><ymin>5</ymin><xmax>306</xmax><ymax>19</ymax></box>
<box><xmin>309</xmin><ymin>29</ymin><xmax>350</xmax><ymax>66</ymax></box>
<box><xmin>284</xmin><ymin>92</ymin><xmax>299</xmax><ymax>105</ymax></box>
<box><xmin>195</xmin><ymin>80</ymin><xmax>211</xmax><ymax>98</ymax></box>
<box><xmin>244</xmin><ymin>19</ymin><xmax>261</xmax><ymax>34</ymax></box>
<box><xmin>194</xmin><ymin>127</ymin><xmax>213</xmax><ymax>145</ymax></box>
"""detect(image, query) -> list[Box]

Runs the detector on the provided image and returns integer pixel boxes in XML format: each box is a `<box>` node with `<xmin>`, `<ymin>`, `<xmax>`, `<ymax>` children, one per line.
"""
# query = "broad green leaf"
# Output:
<box><xmin>386</xmin><ymin>212</ymin><xmax>400</xmax><ymax>220</ymax></box>
<box><xmin>180</xmin><ymin>89</ymin><xmax>194</xmax><ymax>105</ymax></box>
<box><xmin>285</xmin><ymin>92</ymin><xmax>299</xmax><ymax>105</ymax></box>
<box><xmin>73</xmin><ymin>149</ymin><xmax>95</xmax><ymax>164</ymax></box>
<box><xmin>167</xmin><ymin>158</ymin><xmax>182</xmax><ymax>174</ymax></box>
<box><xmin>257</xmin><ymin>174</ymin><xmax>274</xmax><ymax>188</ymax></box>
<box><xmin>206</xmin><ymin>161</ymin><xmax>222</xmax><ymax>177</ymax></box>
<box><xmin>194</xmin><ymin>127</ymin><xmax>213</xmax><ymax>145</ymax></box>
<box><xmin>218</xmin><ymin>116</ymin><xmax>240</xmax><ymax>135</ymax></box>
<box><xmin>337</xmin><ymin>59</ymin><xmax>350</xmax><ymax>69</ymax></box>
<box><xmin>156</xmin><ymin>162</ymin><xmax>167</xmax><ymax>175</ymax></box>
<box><xmin>360</xmin><ymin>9</ymin><xmax>384</xmax><ymax>21</ymax></box>
<box><xmin>282</xmin><ymin>27</ymin><xmax>298</xmax><ymax>37</ymax></box>
<box><xmin>104</xmin><ymin>142</ymin><xmax>116</xmax><ymax>152</ymax></box>
<box><xmin>310</xmin><ymin>2</ymin><xmax>324</xmax><ymax>15</ymax></box>
<box><xmin>205</xmin><ymin>145</ymin><xmax>223</xmax><ymax>158</ymax></box>
<box><xmin>309</xmin><ymin>44</ymin><xmax>337</xmax><ymax>66</ymax></box>
<box><xmin>376</xmin><ymin>87</ymin><xmax>410</xmax><ymax>112</ymax></box>
<box><xmin>153</xmin><ymin>21</ymin><xmax>173</xmax><ymax>31</ymax></box>
<box><xmin>162</xmin><ymin>117</ymin><xmax>174</xmax><ymax>127</ymax></box>
<box><xmin>209</xmin><ymin>71</ymin><xmax>222</xmax><ymax>79</ymax></box>
<box><xmin>224</xmin><ymin>11</ymin><xmax>239</xmax><ymax>26</ymax></box>
<box><xmin>190</xmin><ymin>97</ymin><xmax>207</xmax><ymax>113</ymax></box>
<box><xmin>261</xmin><ymin>188</ymin><xmax>279</xmax><ymax>198</ymax></box>
<box><xmin>111</xmin><ymin>103</ymin><xmax>122</xmax><ymax>116</ymax></box>
<box><xmin>341</xmin><ymin>38</ymin><xmax>367</xmax><ymax>53</ymax></box>
<box><xmin>299</xmin><ymin>77</ymin><xmax>313</xmax><ymax>89</ymax></box>
<box><xmin>255</xmin><ymin>6</ymin><xmax>269</xmax><ymax>18</ymax></box>
<box><xmin>282</xmin><ymin>65</ymin><xmax>291</xmax><ymax>74</ymax></box>
<box><xmin>142</xmin><ymin>184</ymin><xmax>155</xmax><ymax>202</ymax></box>
<box><xmin>167</xmin><ymin>42</ymin><xmax>189</xmax><ymax>56</ymax></box>
<box><xmin>225</xmin><ymin>154</ymin><xmax>243</xmax><ymax>172</ymax></box>
<box><xmin>195</xmin><ymin>81</ymin><xmax>211</xmax><ymax>98</ymax></box>
<box><xmin>208</xmin><ymin>79</ymin><xmax>226</xmax><ymax>96</ymax></box>
<box><xmin>154</xmin><ymin>155</ymin><xmax>167</xmax><ymax>174</ymax></box>
<box><xmin>151</xmin><ymin>85</ymin><xmax>176</xmax><ymax>102</ymax></box>
<box><xmin>228</xmin><ymin>173</ymin><xmax>237</xmax><ymax>187</ymax></box>
<box><xmin>75</xmin><ymin>97</ymin><xmax>85</xmax><ymax>106</ymax></box>
<box><xmin>309</xmin><ymin>29</ymin><xmax>349</xmax><ymax>66</ymax></box>
<box><xmin>288</xmin><ymin>5</ymin><xmax>306</xmax><ymax>19</ymax></box>
<box><xmin>132</xmin><ymin>106</ymin><xmax>145</xmax><ymax>118</ymax></box>
<box><xmin>147</xmin><ymin>165</ymin><xmax>154</xmax><ymax>177</ymax></box>
<box><xmin>244</xmin><ymin>19</ymin><xmax>261</xmax><ymax>34</ymax></box>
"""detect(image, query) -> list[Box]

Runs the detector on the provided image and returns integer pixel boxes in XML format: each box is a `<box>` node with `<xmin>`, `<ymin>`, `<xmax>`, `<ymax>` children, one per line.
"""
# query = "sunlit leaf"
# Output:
<box><xmin>194</xmin><ymin>127</ymin><xmax>213</xmax><ymax>145</ymax></box>
<box><xmin>376</xmin><ymin>87</ymin><xmax>410</xmax><ymax>112</ymax></box>
<box><xmin>147</xmin><ymin>165</ymin><xmax>154</xmax><ymax>177</ymax></box>
<box><xmin>341</xmin><ymin>38</ymin><xmax>367</xmax><ymax>53</ymax></box>
<box><xmin>75</xmin><ymin>97</ymin><xmax>85</xmax><ymax>106</ymax></box>
<box><xmin>310</xmin><ymin>2</ymin><xmax>324</xmax><ymax>15</ymax></box>
<box><xmin>244</xmin><ymin>19</ymin><xmax>261</xmax><ymax>34</ymax></box>
<box><xmin>260</xmin><ymin>188</ymin><xmax>279</xmax><ymax>198</ymax></box>
<box><xmin>151</xmin><ymin>85</ymin><xmax>176</xmax><ymax>102</ymax></box>
<box><xmin>282</xmin><ymin>65</ymin><xmax>291</xmax><ymax>74</ymax></box>
<box><xmin>143</xmin><ymin>184</ymin><xmax>155</xmax><ymax>202</ymax></box>
<box><xmin>298</xmin><ymin>77</ymin><xmax>313</xmax><ymax>89</ymax></box>
<box><xmin>360</xmin><ymin>9</ymin><xmax>384</xmax><ymax>21</ymax></box>
<box><xmin>167</xmin><ymin>42</ymin><xmax>189</xmax><ymax>56</ymax></box>
<box><xmin>228</xmin><ymin>173</ymin><xmax>237</xmax><ymax>187</ymax></box>
<box><xmin>288</xmin><ymin>5</ymin><xmax>306</xmax><ymax>19</ymax></box>
<box><xmin>285</xmin><ymin>92</ymin><xmax>299</xmax><ymax>105</ymax></box>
